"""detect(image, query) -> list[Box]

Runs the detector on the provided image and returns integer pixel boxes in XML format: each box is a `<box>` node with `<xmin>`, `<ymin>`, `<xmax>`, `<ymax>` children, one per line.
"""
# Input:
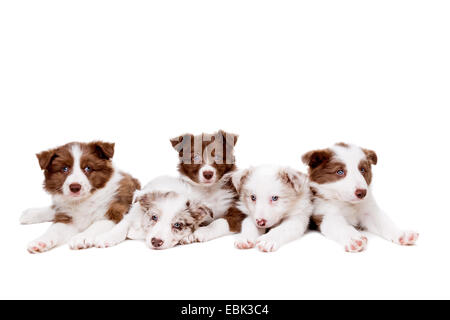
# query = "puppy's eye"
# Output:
<box><xmin>193</xmin><ymin>154</ymin><xmax>202</xmax><ymax>163</ymax></box>
<box><xmin>250</xmin><ymin>195</ymin><xmax>256</xmax><ymax>201</ymax></box>
<box><xmin>62</xmin><ymin>166</ymin><xmax>69</xmax><ymax>173</ymax></box>
<box><xmin>360</xmin><ymin>168</ymin><xmax>366</xmax><ymax>173</ymax></box>
<box><xmin>272</xmin><ymin>196</ymin><xmax>279</xmax><ymax>201</ymax></box>
<box><xmin>84</xmin><ymin>166</ymin><xmax>92</xmax><ymax>173</ymax></box>
<box><xmin>151</xmin><ymin>215</ymin><xmax>158</xmax><ymax>222</ymax></box>
<box><xmin>173</xmin><ymin>222</ymin><xmax>183</xmax><ymax>230</ymax></box>
<box><xmin>336</xmin><ymin>170</ymin><xmax>345</xmax><ymax>176</ymax></box>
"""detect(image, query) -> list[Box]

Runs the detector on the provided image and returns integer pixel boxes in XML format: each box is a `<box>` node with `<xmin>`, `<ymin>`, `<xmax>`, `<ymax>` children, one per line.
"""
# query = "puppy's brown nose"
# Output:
<box><xmin>256</xmin><ymin>219</ymin><xmax>267</xmax><ymax>227</ymax></box>
<box><xmin>69</xmin><ymin>183</ymin><xmax>82</xmax><ymax>193</ymax></box>
<box><xmin>151</xmin><ymin>238</ymin><xmax>164</xmax><ymax>248</ymax></box>
<box><xmin>355</xmin><ymin>189</ymin><xmax>367</xmax><ymax>199</ymax></box>
<box><xmin>203</xmin><ymin>171</ymin><xmax>214</xmax><ymax>180</ymax></box>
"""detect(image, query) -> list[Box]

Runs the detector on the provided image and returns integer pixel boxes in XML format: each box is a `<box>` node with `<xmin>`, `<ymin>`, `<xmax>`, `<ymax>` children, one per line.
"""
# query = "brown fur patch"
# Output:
<box><xmin>53</xmin><ymin>213</ymin><xmax>72</xmax><ymax>224</ymax></box>
<box><xmin>105</xmin><ymin>172</ymin><xmax>141</xmax><ymax>223</ymax></box>
<box><xmin>302</xmin><ymin>148</ymin><xmax>334</xmax><ymax>169</ymax></box>
<box><xmin>335</xmin><ymin>142</ymin><xmax>350</xmax><ymax>148</ymax></box>
<box><xmin>363</xmin><ymin>148</ymin><xmax>378</xmax><ymax>165</ymax></box>
<box><xmin>359</xmin><ymin>159</ymin><xmax>374</xmax><ymax>186</ymax></box>
<box><xmin>307</xmin><ymin>154</ymin><xmax>347</xmax><ymax>184</ymax></box>
<box><xmin>303</xmin><ymin>148</ymin><xmax>348</xmax><ymax>184</ymax></box>
<box><xmin>80</xmin><ymin>143</ymin><xmax>115</xmax><ymax>193</ymax></box>
<box><xmin>171</xmin><ymin>130</ymin><xmax>238</xmax><ymax>183</ymax></box>
<box><xmin>37</xmin><ymin>144</ymin><xmax>74</xmax><ymax>194</ymax></box>
<box><xmin>308</xmin><ymin>214</ymin><xmax>323</xmax><ymax>231</ymax></box>
<box><xmin>221</xmin><ymin>174</ymin><xmax>246</xmax><ymax>232</ymax></box>
<box><xmin>224</xmin><ymin>206</ymin><xmax>246</xmax><ymax>233</ymax></box>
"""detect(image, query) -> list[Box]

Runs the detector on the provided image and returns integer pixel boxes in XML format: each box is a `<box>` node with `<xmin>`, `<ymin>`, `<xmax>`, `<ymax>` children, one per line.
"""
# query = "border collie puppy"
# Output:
<box><xmin>93</xmin><ymin>176</ymin><xmax>211</xmax><ymax>250</ymax></box>
<box><xmin>20</xmin><ymin>141</ymin><xmax>140</xmax><ymax>253</ymax></box>
<box><xmin>170</xmin><ymin>130</ymin><xmax>245</xmax><ymax>243</ymax></box>
<box><xmin>231</xmin><ymin>165</ymin><xmax>312</xmax><ymax>252</ymax></box>
<box><xmin>302</xmin><ymin>143</ymin><xmax>419</xmax><ymax>252</ymax></box>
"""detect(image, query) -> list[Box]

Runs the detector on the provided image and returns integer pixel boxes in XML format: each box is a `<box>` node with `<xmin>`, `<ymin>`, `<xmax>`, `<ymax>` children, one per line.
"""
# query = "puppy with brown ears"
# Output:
<box><xmin>302</xmin><ymin>143</ymin><xmax>419</xmax><ymax>252</ymax></box>
<box><xmin>20</xmin><ymin>141</ymin><xmax>140</xmax><ymax>253</ymax></box>
<box><xmin>170</xmin><ymin>130</ymin><xmax>246</xmax><ymax>244</ymax></box>
<box><xmin>231</xmin><ymin>165</ymin><xmax>312</xmax><ymax>252</ymax></box>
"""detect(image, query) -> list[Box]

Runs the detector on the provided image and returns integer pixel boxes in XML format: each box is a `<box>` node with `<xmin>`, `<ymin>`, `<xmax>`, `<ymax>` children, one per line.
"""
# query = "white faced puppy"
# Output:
<box><xmin>302</xmin><ymin>143</ymin><xmax>419</xmax><ymax>253</ymax></box>
<box><xmin>231</xmin><ymin>165</ymin><xmax>312</xmax><ymax>252</ymax></box>
<box><xmin>93</xmin><ymin>176</ymin><xmax>211</xmax><ymax>250</ymax></box>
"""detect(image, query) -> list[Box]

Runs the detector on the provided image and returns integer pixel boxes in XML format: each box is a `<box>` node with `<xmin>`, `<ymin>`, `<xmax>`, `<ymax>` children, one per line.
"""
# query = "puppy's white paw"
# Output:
<box><xmin>93</xmin><ymin>234</ymin><xmax>121</xmax><ymax>248</ymax></box>
<box><xmin>69</xmin><ymin>235</ymin><xmax>95</xmax><ymax>250</ymax></box>
<box><xmin>234</xmin><ymin>237</ymin><xmax>256</xmax><ymax>250</ymax></box>
<box><xmin>256</xmin><ymin>235</ymin><xmax>281</xmax><ymax>253</ymax></box>
<box><xmin>179</xmin><ymin>236</ymin><xmax>195</xmax><ymax>245</ymax></box>
<box><xmin>394</xmin><ymin>231</ymin><xmax>419</xmax><ymax>246</ymax></box>
<box><xmin>344</xmin><ymin>235</ymin><xmax>368</xmax><ymax>253</ymax></box>
<box><xmin>27</xmin><ymin>239</ymin><xmax>56</xmax><ymax>254</ymax></box>
<box><xmin>189</xmin><ymin>228</ymin><xmax>213</xmax><ymax>243</ymax></box>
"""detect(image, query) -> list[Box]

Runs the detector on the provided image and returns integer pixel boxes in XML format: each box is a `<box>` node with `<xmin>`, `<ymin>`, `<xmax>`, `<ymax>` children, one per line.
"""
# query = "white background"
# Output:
<box><xmin>0</xmin><ymin>1</ymin><xmax>449</xmax><ymax>300</ymax></box>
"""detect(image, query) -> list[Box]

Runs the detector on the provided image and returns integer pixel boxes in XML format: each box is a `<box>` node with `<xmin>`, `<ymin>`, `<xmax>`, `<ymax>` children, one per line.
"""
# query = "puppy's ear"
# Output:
<box><xmin>187</xmin><ymin>200</ymin><xmax>213</xmax><ymax>225</ymax></box>
<box><xmin>170</xmin><ymin>134</ymin><xmax>193</xmax><ymax>155</ymax></box>
<box><xmin>301</xmin><ymin>149</ymin><xmax>332</xmax><ymax>169</ymax></box>
<box><xmin>363</xmin><ymin>148</ymin><xmax>378</xmax><ymax>165</ymax></box>
<box><xmin>136</xmin><ymin>193</ymin><xmax>152</xmax><ymax>211</ymax></box>
<box><xmin>231</xmin><ymin>168</ymin><xmax>250</xmax><ymax>193</ymax></box>
<box><xmin>279</xmin><ymin>167</ymin><xmax>308</xmax><ymax>194</ymax></box>
<box><xmin>36</xmin><ymin>149</ymin><xmax>56</xmax><ymax>170</ymax></box>
<box><xmin>137</xmin><ymin>191</ymin><xmax>174</xmax><ymax>210</ymax></box>
<box><xmin>218</xmin><ymin>129</ymin><xmax>239</xmax><ymax>147</ymax></box>
<box><xmin>90</xmin><ymin>141</ymin><xmax>115</xmax><ymax>160</ymax></box>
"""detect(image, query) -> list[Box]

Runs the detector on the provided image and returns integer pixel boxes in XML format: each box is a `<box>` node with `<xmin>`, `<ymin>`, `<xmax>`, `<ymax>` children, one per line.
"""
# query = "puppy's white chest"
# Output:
<box><xmin>200</xmin><ymin>187</ymin><xmax>234</xmax><ymax>219</ymax></box>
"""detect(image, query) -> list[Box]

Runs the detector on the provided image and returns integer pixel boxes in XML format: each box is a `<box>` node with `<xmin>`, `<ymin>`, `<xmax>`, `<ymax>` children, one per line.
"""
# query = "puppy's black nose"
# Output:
<box><xmin>151</xmin><ymin>238</ymin><xmax>164</xmax><ymax>248</ymax></box>
<box><xmin>69</xmin><ymin>183</ymin><xmax>82</xmax><ymax>193</ymax></box>
<box><xmin>355</xmin><ymin>189</ymin><xmax>367</xmax><ymax>199</ymax></box>
<box><xmin>203</xmin><ymin>171</ymin><xmax>214</xmax><ymax>180</ymax></box>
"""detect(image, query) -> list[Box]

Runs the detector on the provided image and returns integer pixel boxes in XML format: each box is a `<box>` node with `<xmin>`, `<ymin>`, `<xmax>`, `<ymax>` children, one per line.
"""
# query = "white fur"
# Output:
<box><xmin>20</xmin><ymin>206</ymin><xmax>55</xmax><ymax>224</ymax></box>
<box><xmin>233</xmin><ymin>165</ymin><xmax>312</xmax><ymax>252</ymax></box>
<box><xmin>310</xmin><ymin>144</ymin><xmax>419</xmax><ymax>252</ymax></box>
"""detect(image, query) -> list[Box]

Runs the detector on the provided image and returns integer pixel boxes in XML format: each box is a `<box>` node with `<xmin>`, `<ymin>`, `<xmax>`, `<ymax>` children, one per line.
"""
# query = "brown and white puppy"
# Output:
<box><xmin>170</xmin><ymin>130</ymin><xmax>246</xmax><ymax>243</ymax></box>
<box><xmin>302</xmin><ymin>143</ymin><xmax>419</xmax><ymax>252</ymax></box>
<box><xmin>231</xmin><ymin>165</ymin><xmax>312</xmax><ymax>252</ymax></box>
<box><xmin>20</xmin><ymin>141</ymin><xmax>140</xmax><ymax>253</ymax></box>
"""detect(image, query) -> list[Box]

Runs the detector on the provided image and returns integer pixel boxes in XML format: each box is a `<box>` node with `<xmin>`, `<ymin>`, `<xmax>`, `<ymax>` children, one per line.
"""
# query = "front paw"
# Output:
<box><xmin>394</xmin><ymin>231</ymin><xmax>419</xmax><ymax>246</ymax></box>
<box><xmin>93</xmin><ymin>234</ymin><xmax>120</xmax><ymax>248</ymax></box>
<box><xmin>234</xmin><ymin>237</ymin><xmax>256</xmax><ymax>250</ymax></box>
<box><xmin>27</xmin><ymin>239</ymin><xmax>56</xmax><ymax>254</ymax></box>
<box><xmin>69</xmin><ymin>235</ymin><xmax>95</xmax><ymax>250</ymax></box>
<box><xmin>179</xmin><ymin>236</ymin><xmax>195</xmax><ymax>245</ymax></box>
<box><xmin>256</xmin><ymin>235</ymin><xmax>281</xmax><ymax>253</ymax></box>
<box><xmin>344</xmin><ymin>235</ymin><xmax>368</xmax><ymax>253</ymax></box>
<box><xmin>187</xmin><ymin>228</ymin><xmax>212</xmax><ymax>243</ymax></box>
